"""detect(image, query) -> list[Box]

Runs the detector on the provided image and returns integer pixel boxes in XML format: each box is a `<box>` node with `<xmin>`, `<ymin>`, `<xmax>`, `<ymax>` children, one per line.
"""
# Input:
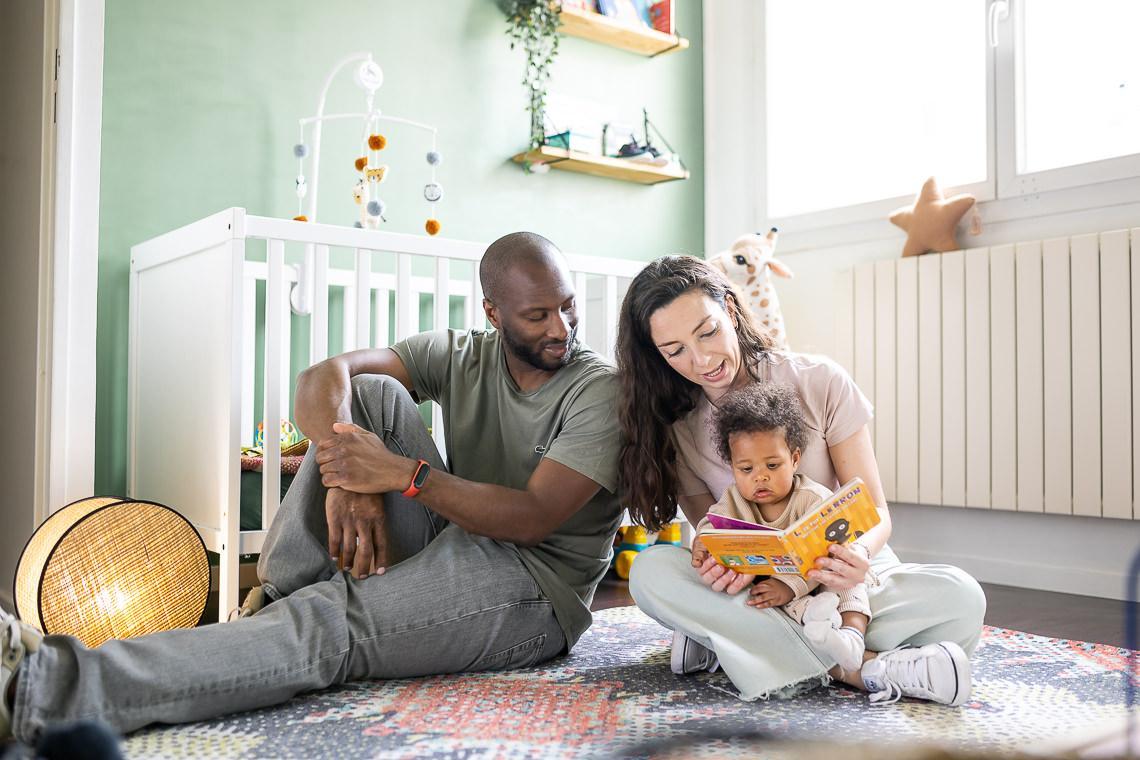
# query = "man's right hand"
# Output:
<box><xmin>691</xmin><ymin>536</ymin><xmax>753</xmax><ymax>595</ymax></box>
<box><xmin>325</xmin><ymin>488</ymin><xmax>388</xmax><ymax>580</ymax></box>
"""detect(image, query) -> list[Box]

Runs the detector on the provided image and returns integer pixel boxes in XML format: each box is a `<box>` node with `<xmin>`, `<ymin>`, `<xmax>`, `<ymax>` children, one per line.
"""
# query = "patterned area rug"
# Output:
<box><xmin>123</xmin><ymin>606</ymin><xmax>1136</xmax><ymax>759</ymax></box>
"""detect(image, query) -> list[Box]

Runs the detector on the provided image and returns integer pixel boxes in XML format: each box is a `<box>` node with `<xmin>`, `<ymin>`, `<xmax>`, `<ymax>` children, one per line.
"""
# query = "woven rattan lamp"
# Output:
<box><xmin>14</xmin><ymin>497</ymin><xmax>209</xmax><ymax>648</ymax></box>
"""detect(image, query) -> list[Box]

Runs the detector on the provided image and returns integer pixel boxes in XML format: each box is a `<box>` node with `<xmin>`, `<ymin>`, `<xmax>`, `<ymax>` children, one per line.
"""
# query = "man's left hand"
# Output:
<box><xmin>316</xmin><ymin>422</ymin><xmax>412</xmax><ymax>494</ymax></box>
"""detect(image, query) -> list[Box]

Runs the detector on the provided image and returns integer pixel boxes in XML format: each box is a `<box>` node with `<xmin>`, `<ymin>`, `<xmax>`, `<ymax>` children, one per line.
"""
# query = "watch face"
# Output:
<box><xmin>423</xmin><ymin>182</ymin><xmax>443</xmax><ymax>202</ymax></box>
<box><xmin>413</xmin><ymin>462</ymin><xmax>431</xmax><ymax>487</ymax></box>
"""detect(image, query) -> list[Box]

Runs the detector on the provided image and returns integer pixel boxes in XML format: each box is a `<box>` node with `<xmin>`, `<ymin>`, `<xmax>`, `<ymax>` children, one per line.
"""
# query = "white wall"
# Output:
<box><xmin>704</xmin><ymin>0</ymin><xmax>1140</xmax><ymax>601</ymax></box>
<box><xmin>0</xmin><ymin>3</ymin><xmax>49</xmax><ymax>611</ymax></box>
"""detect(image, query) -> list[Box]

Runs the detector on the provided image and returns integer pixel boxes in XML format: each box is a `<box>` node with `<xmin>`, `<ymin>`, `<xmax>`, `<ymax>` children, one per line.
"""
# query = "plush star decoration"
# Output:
<box><xmin>889</xmin><ymin>177</ymin><xmax>976</xmax><ymax>257</ymax></box>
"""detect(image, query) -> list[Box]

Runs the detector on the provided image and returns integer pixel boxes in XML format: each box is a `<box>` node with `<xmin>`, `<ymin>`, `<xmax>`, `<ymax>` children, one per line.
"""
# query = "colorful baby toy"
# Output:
<box><xmin>612</xmin><ymin>522</ymin><xmax>685</xmax><ymax>580</ymax></box>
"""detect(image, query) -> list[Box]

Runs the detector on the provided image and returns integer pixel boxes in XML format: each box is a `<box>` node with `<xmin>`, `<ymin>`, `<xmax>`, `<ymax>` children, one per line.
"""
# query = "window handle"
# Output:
<box><xmin>988</xmin><ymin>0</ymin><xmax>1010</xmax><ymax>48</ymax></box>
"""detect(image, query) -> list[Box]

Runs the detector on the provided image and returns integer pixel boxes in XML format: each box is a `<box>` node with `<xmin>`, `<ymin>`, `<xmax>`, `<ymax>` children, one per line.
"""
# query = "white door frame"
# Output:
<box><xmin>36</xmin><ymin>0</ymin><xmax>104</xmax><ymax>519</ymax></box>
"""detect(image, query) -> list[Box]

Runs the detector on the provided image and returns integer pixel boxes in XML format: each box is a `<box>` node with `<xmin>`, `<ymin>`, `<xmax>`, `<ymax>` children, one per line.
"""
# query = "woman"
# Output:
<box><xmin>616</xmin><ymin>255</ymin><xmax>985</xmax><ymax>705</ymax></box>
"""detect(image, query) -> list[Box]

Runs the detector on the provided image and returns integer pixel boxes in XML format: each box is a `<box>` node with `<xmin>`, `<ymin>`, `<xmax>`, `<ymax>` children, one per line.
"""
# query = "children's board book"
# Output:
<box><xmin>700</xmin><ymin>478</ymin><xmax>879</xmax><ymax>578</ymax></box>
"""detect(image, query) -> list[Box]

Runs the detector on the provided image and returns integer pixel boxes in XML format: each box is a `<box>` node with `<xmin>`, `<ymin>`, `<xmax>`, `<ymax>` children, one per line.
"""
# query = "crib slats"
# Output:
<box><xmin>1015</xmin><ymin>241</ymin><xmax>1044</xmax><ymax>513</ymax></box>
<box><xmin>396</xmin><ymin>253</ymin><xmax>414</xmax><ymax>341</ymax></box>
<box><xmin>432</xmin><ymin>258</ymin><xmax>451</xmax><ymax>457</ymax></box>
<box><xmin>241</xmin><ymin>274</ymin><xmax>257</xmax><ymax>447</ymax></box>
<box><xmin>940</xmin><ymin>251</ymin><xmax>966</xmax><ymax>508</ymax></box>
<box><xmin>467</xmin><ymin>264</ymin><xmax>481</xmax><ymax>330</ymax></box>
<box><xmin>342</xmin><ymin>285</ymin><xmax>357</xmax><ymax>352</ymax></box>
<box><xmin>263</xmin><ymin>239</ymin><xmax>285</xmax><ymax>530</ymax></box>
<box><xmin>373</xmin><ymin>289</ymin><xmax>390</xmax><ymax>349</ymax></box>
<box><xmin>873</xmin><ymin>260</ymin><xmax>897</xmax><ymax>502</ymax></box>
<box><xmin>603</xmin><ymin>275</ymin><xmax>618</xmax><ymax>360</ymax></box>
<box><xmin>989</xmin><ymin>244</ymin><xmax>1017</xmax><ymax>511</ymax></box>
<box><xmin>1100</xmin><ymin>229</ymin><xmax>1131</xmax><ymax>520</ymax></box>
<box><xmin>964</xmin><ymin>248</ymin><xmax>991</xmax><ymax>509</ymax></box>
<box><xmin>312</xmin><ymin>244</ymin><xmax>330</xmax><ymax>363</ymax></box>
<box><xmin>895</xmin><ymin>259</ymin><xmax>918</xmax><ymax>504</ymax></box>
<box><xmin>1041</xmin><ymin>237</ymin><xmax>1072</xmax><ymax>515</ymax></box>
<box><xmin>355</xmin><ymin>249</ymin><xmax>371</xmax><ymax>349</ymax></box>
<box><xmin>574</xmin><ymin>272</ymin><xmax>589</xmax><ymax>346</ymax></box>
<box><xmin>1070</xmin><ymin>233</ymin><xmax>1101</xmax><ymax>517</ymax></box>
<box><xmin>917</xmin><ymin>255</ymin><xmax>942</xmax><ymax>506</ymax></box>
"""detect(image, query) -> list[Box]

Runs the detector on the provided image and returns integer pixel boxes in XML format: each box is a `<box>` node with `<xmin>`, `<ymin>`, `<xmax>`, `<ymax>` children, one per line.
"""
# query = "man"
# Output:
<box><xmin>1</xmin><ymin>232</ymin><xmax>623</xmax><ymax>741</ymax></box>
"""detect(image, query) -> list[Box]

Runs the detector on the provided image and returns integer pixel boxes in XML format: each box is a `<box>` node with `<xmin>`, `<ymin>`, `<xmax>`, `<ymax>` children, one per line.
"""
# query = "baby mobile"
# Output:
<box><xmin>290</xmin><ymin>53</ymin><xmax>443</xmax><ymax>237</ymax></box>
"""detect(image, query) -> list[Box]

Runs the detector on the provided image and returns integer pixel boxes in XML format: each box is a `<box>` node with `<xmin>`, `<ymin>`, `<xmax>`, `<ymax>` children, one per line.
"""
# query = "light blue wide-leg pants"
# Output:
<box><xmin>629</xmin><ymin>544</ymin><xmax>985</xmax><ymax>700</ymax></box>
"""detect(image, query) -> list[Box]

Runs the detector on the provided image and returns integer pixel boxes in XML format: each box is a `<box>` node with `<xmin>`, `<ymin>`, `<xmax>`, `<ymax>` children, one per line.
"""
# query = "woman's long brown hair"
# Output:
<box><xmin>616</xmin><ymin>255</ymin><xmax>774</xmax><ymax>530</ymax></box>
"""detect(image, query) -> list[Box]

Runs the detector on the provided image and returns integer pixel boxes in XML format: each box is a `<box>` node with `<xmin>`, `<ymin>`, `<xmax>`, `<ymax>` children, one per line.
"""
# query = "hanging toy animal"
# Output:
<box><xmin>707</xmin><ymin>228</ymin><xmax>793</xmax><ymax>350</ymax></box>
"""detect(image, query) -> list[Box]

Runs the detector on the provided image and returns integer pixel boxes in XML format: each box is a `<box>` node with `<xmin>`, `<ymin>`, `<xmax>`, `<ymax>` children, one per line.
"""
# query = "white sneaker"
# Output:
<box><xmin>861</xmin><ymin>641</ymin><xmax>971</xmax><ymax>707</ymax></box>
<box><xmin>2</xmin><ymin>607</ymin><xmax>42</xmax><ymax>740</ymax></box>
<box><xmin>670</xmin><ymin>630</ymin><xmax>719</xmax><ymax>675</ymax></box>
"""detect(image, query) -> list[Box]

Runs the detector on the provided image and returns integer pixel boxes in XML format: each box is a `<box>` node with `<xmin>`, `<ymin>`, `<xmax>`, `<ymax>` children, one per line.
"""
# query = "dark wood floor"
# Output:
<box><xmin>591</xmin><ymin>573</ymin><xmax>1140</xmax><ymax>649</ymax></box>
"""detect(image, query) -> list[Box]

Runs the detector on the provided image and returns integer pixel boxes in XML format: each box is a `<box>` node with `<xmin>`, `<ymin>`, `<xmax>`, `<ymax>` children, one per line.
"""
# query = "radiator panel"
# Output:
<box><xmin>836</xmin><ymin>228</ymin><xmax>1137</xmax><ymax>520</ymax></box>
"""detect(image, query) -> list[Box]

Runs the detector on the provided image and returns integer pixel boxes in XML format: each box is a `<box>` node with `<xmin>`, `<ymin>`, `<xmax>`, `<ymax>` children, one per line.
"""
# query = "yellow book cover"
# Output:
<box><xmin>699</xmin><ymin>478</ymin><xmax>880</xmax><ymax>578</ymax></box>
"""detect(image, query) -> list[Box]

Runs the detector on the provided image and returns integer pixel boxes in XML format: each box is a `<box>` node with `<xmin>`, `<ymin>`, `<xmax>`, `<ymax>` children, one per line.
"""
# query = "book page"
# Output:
<box><xmin>705</xmin><ymin>513</ymin><xmax>778</xmax><ymax>531</ymax></box>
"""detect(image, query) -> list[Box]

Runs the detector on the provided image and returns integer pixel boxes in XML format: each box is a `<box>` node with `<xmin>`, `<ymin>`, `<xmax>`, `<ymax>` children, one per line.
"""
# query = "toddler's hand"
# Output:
<box><xmin>747</xmin><ymin>578</ymin><xmax>795</xmax><ymax>609</ymax></box>
<box><xmin>690</xmin><ymin>537</ymin><xmax>710</xmax><ymax>568</ymax></box>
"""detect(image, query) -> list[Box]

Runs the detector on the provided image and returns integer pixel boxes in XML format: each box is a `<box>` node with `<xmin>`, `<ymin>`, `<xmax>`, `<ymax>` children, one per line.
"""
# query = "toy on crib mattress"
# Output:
<box><xmin>289</xmin><ymin>54</ymin><xmax>444</xmax><ymax>235</ymax></box>
<box><xmin>254</xmin><ymin>419</ymin><xmax>301</xmax><ymax>449</ymax></box>
<box><xmin>611</xmin><ymin>523</ymin><xmax>684</xmax><ymax>580</ymax></box>
<box><xmin>707</xmin><ymin>228</ymin><xmax>793</xmax><ymax>350</ymax></box>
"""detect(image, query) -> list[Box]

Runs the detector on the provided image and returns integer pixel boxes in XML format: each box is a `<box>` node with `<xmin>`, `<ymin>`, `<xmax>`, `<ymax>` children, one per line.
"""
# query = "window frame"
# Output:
<box><xmin>747</xmin><ymin>0</ymin><xmax>1140</xmax><ymax>246</ymax></box>
<box><xmin>994</xmin><ymin>0</ymin><xmax>1140</xmax><ymax>198</ymax></box>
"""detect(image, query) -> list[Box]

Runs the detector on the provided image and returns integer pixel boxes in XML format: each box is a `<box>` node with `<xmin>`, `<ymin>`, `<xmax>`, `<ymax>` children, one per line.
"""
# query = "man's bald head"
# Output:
<box><xmin>479</xmin><ymin>232</ymin><xmax>566</xmax><ymax>305</ymax></box>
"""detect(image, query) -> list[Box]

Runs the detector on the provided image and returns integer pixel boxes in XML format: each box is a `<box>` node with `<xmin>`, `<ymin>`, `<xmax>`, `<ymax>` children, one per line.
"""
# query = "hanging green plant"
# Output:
<box><xmin>504</xmin><ymin>0</ymin><xmax>562</xmax><ymax>154</ymax></box>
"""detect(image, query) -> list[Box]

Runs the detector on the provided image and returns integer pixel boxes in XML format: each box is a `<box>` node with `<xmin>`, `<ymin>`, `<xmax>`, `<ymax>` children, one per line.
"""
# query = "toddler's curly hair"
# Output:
<box><xmin>711</xmin><ymin>383</ymin><xmax>808</xmax><ymax>463</ymax></box>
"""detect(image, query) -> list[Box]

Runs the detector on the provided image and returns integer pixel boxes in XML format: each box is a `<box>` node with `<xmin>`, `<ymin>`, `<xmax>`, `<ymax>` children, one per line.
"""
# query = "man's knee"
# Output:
<box><xmin>349</xmin><ymin>374</ymin><xmax>419</xmax><ymax>426</ymax></box>
<box><xmin>350</xmin><ymin>373</ymin><xmax>412</xmax><ymax>401</ymax></box>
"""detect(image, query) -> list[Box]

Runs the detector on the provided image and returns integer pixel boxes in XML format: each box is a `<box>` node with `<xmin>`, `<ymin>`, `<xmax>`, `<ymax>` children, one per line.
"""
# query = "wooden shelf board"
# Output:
<box><xmin>558</xmin><ymin>6</ymin><xmax>689</xmax><ymax>57</ymax></box>
<box><xmin>512</xmin><ymin>145</ymin><xmax>689</xmax><ymax>185</ymax></box>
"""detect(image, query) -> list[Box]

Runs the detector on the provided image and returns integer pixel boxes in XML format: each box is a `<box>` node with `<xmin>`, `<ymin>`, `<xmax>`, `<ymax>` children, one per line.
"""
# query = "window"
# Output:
<box><xmin>765</xmin><ymin>0</ymin><xmax>988</xmax><ymax>219</ymax></box>
<box><xmin>1002</xmin><ymin>0</ymin><xmax>1140</xmax><ymax>192</ymax></box>
<box><xmin>758</xmin><ymin>0</ymin><xmax>1140</xmax><ymax>228</ymax></box>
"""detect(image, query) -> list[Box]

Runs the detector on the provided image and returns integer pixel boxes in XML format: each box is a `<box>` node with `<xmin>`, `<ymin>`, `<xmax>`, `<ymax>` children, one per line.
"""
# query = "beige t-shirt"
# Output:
<box><xmin>672</xmin><ymin>351</ymin><xmax>873</xmax><ymax>501</ymax></box>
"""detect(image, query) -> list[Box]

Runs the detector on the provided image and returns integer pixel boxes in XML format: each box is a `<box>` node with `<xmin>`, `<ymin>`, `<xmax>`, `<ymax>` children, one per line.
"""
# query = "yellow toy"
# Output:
<box><xmin>613</xmin><ymin>526</ymin><xmax>649</xmax><ymax>580</ymax></box>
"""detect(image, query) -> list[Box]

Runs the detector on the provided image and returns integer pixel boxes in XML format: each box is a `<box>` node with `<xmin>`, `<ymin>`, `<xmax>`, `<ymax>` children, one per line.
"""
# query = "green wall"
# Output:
<box><xmin>97</xmin><ymin>0</ymin><xmax>704</xmax><ymax>495</ymax></box>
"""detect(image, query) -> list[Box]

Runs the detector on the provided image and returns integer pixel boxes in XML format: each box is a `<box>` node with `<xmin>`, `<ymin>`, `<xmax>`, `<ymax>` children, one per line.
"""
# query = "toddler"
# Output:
<box><xmin>695</xmin><ymin>382</ymin><xmax>872</xmax><ymax>672</ymax></box>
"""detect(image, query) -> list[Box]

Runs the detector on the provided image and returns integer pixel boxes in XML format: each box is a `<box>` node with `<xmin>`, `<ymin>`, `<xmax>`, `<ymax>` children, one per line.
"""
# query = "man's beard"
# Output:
<box><xmin>501</xmin><ymin>324</ymin><xmax>579</xmax><ymax>372</ymax></box>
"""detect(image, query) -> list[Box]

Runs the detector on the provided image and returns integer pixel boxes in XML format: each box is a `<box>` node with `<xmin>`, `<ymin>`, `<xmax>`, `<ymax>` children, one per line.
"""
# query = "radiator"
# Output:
<box><xmin>834</xmin><ymin>228</ymin><xmax>1138</xmax><ymax>519</ymax></box>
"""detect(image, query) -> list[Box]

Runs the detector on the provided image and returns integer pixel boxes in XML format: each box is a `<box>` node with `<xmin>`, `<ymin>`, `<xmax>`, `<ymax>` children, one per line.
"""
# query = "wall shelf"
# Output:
<box><xmin>558</xmin><ymin>6</ymin><xmax>689</xmax><ymax>57</ymax></box>
<box><xmin>512</xmin><ymin>145</ymin><xmax>689</xmax><ymax>184</ymax></box>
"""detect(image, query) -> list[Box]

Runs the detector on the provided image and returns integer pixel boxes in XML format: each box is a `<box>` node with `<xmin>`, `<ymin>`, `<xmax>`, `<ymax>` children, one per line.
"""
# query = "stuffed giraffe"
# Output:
<box><xmin>707</xmin><ymin>228</ymin><xmax>793</xmax><ymax>350</ymax></box>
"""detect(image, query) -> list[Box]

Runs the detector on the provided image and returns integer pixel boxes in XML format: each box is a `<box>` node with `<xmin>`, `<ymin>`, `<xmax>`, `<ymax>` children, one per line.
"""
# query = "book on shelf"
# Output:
<box><xmin>597</xmin><ymin>0</ymin><xmax>647</xmax><ymax>27</ymax></box>
<box><xmin>560</xmin><ymin>0</ymin><xmax>598</xmax><ymax>12</ymax></box>
<box><xmin>648</xmin><ymin>0</ymin><xmax>674</xmax><ymax>35</ymax></box>
<box><xmin>699</xmin><ymin>478</ymin><xmax>880</xmax><ymax>579</ymax></box>
<box><xmin>545</xmin><ymin>129</ymin><xmax>601</xmax><ymax>155</ymax></box>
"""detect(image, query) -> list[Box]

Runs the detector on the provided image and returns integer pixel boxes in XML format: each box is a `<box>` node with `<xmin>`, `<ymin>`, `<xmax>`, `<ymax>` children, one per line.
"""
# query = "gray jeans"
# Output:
<box><xmin>12</xmin><ymin>376</ymin><xmax>565</xmax><ymax>741</ymax></box>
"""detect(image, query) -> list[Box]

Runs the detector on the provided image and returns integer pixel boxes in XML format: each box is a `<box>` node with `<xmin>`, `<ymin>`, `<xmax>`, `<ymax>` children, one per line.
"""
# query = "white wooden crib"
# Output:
<box><xmin>128</xmin><ymin>208</ymin><xmax>644</xmax><ymax>620</ymax></box>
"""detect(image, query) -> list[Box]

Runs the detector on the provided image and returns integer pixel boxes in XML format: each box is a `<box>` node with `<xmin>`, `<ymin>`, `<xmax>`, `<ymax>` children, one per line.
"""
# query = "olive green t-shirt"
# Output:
<box><xmin>390</xmin><ymin>329</ymin><xmax>623</xmax><ymax>649</ymax></box>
